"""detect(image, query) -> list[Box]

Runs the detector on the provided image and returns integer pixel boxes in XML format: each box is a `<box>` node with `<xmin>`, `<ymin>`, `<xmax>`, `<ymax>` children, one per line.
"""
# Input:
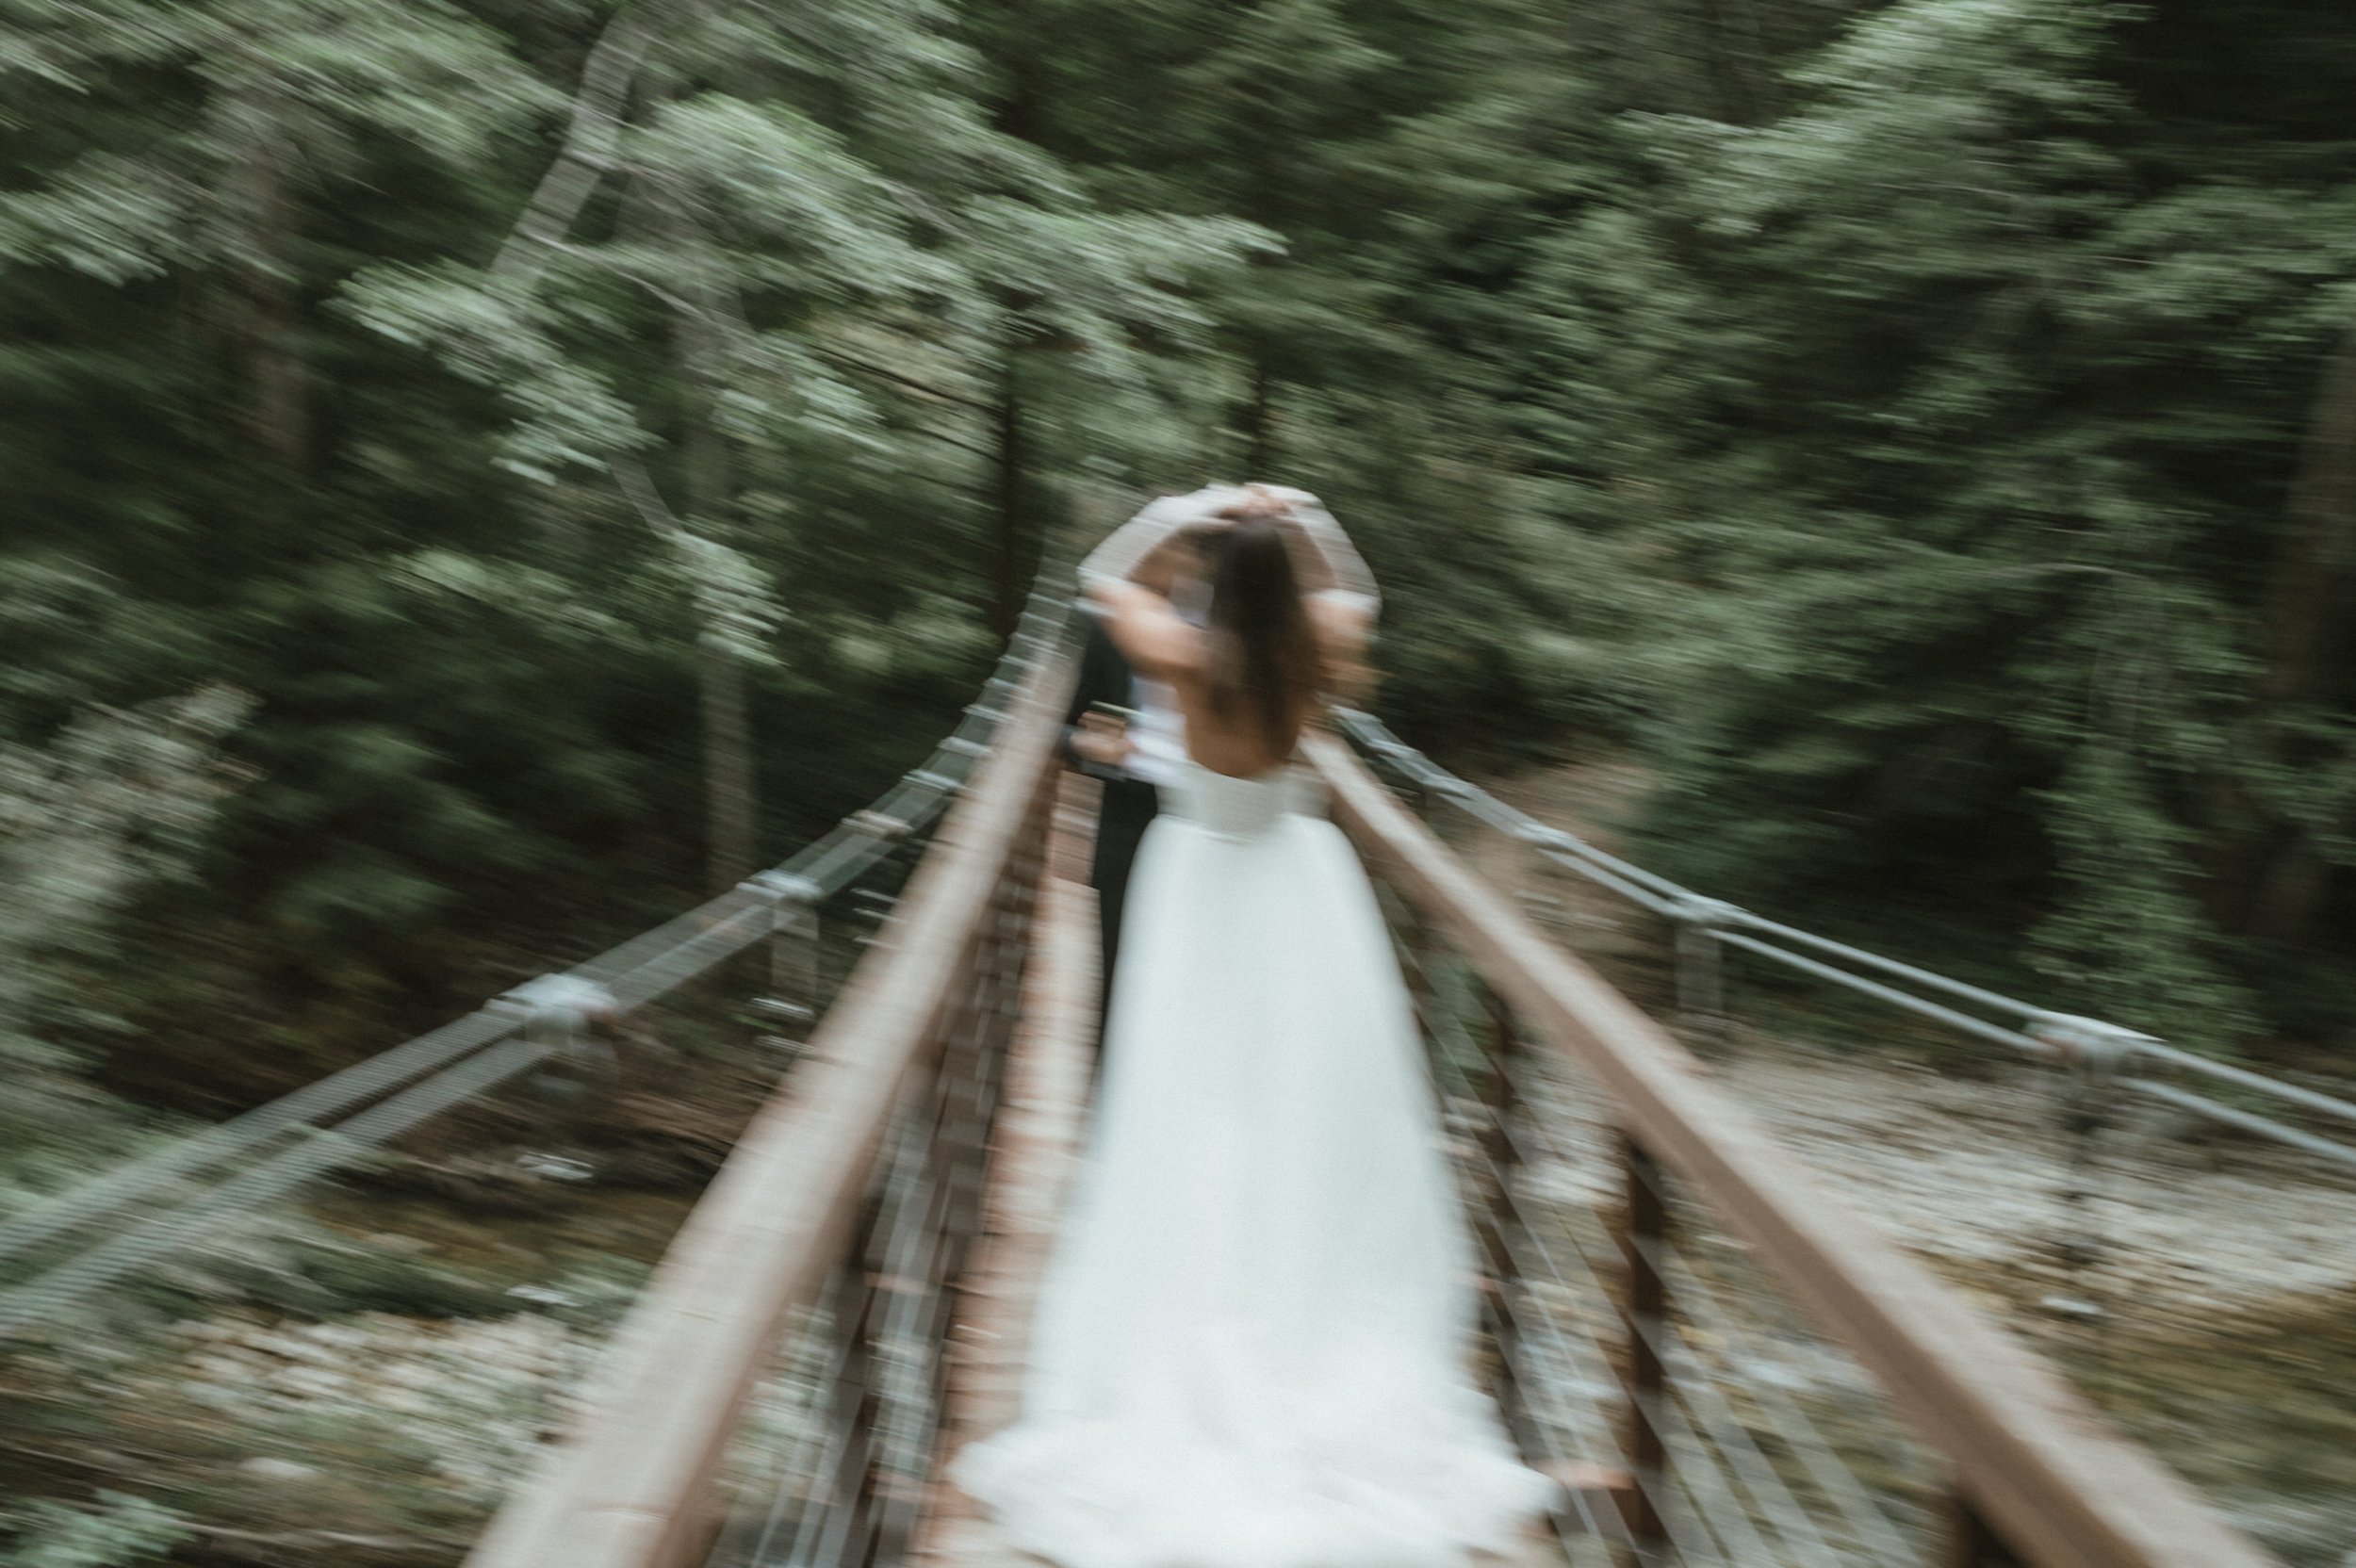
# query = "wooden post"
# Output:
<box><xmin>1475</xmin><ymin>984</ymin><xmax>1527</xmax><ymax>1429</ymax></box>
<box><xmin>1945</xmin><ymin>1491</ymin><xmax>2029</xmax><ymax>1568</ymax></box>
<box><xmin>1615</xmin><ymin>1135</ymin><xmax>1670</xmax><ymax>1562</ymax></box>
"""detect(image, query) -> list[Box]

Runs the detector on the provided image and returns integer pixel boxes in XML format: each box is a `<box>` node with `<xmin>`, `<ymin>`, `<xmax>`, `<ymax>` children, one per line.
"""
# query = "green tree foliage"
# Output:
<box><xmin>0</xmin><ymin>0</ymin><xmax>1255</xmax><ymax>1096</ymax></box>
<box><xmin>2</xmin><ymin>0</ymin><xmax>2351</xmax><ymax>1122</ymax></box>
<box><xmin>971</xmin><ymin>0</ymin><xmax>1641</xmax><ymax>740</ymax></box>
<box><xmin>1502</xmin><ymin>0</ymin><xmax>2356</xmax><ymax>1047</ymax></box>
<box><xmin>0</xmin><ymin>1492</ymin><xmax>188</xmax><ymax>1568</ymax></box>
<box><xmin>0</xmin><ymin>685</ymin><xmax>250</xmax><ymax>1198</ymax></box>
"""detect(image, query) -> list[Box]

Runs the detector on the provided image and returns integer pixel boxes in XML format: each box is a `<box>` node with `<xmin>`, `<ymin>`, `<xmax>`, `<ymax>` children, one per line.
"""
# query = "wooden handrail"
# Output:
<box><xmin>1305</xmin><ymin>732</ymin><xmax>2276</xmax><ymax>1568</ymax></box>
<box><xmin>466</xmin><ymin>641</ymin><xmax>1076</xmax><ymax>1568</ymax></box>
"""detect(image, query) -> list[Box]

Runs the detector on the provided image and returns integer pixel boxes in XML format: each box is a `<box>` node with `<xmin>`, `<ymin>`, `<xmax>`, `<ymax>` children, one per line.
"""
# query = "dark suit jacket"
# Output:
<box><xmin>1063</xmin><ymin>616</ymin><xmax>1140</xmax><ymax>776</ymax></box>
<box><xmin>1064</xmin><ymin>617</ymin><xmax>1160</xmax><ymax>1024</ymax></box>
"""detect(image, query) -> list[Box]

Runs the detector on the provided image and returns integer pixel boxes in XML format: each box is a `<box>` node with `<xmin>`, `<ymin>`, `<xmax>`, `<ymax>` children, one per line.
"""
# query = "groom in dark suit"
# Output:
<box><xmin>1062</xmin><ymin>616</ymin><xmax>1164</xmax><ymax>1030</ymax></box>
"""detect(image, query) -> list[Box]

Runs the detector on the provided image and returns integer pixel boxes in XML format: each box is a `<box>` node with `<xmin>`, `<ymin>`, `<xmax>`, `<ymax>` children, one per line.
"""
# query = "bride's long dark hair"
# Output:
<box><xmin>1201</xmin><ymin>500</ymin><xmax>1319</xmax><ymax>760</ymax></box>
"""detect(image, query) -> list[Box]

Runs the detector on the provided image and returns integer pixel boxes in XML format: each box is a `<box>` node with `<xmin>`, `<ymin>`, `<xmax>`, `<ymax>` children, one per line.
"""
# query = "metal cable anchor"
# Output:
<box><xmin>497</xmin><ymin>976</ymin><xmax>621</xmax><ymax>1161</ymax></box>
<box><xmin>745</xmin><ymin>872</ymin><xmax>823</xmax><ymax>1036</ymax></box>
<box><xmin>2024</xmin><ymin>1013</ymin><xmax>2151</xmax><ymax>1073</ymax></box>
<box><xmin>2026</xmin><ymin>1014</ymin><xmax>2148</xmax><ymax>1275</ymax></box>
<box><xmin>1669</xmin><ymin>895</ymin><xmax>1741</xmax><ymax>1050</ymax></box>
<box><xmin>497</xmin><ymin>973</ymin><xmax>620</xmax><ymax>1066</ymax></box>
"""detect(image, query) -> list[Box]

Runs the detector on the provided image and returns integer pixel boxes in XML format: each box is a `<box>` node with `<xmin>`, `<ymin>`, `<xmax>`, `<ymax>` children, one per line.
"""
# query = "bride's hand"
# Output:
<box><xmin>1080</xmin><ymin>484</ymin><xmax>1239</xmax><ymax>592</ymax></box>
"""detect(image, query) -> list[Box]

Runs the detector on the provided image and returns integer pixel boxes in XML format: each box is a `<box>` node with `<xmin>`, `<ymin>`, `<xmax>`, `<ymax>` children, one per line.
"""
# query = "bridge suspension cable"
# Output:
<box><xmin>1337</xmin><ymin>708</ymin><xmax>2356</xmax><ymax>1177</ymax></box>
<box><xmin>0</xmin><ymin>591</ymin><xmax>1072</xmax><ymax>1340</ymax></box>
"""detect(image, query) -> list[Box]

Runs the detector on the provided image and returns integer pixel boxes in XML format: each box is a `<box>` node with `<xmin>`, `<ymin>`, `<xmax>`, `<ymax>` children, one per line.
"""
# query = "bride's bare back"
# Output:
<box><xmin>1074</xmin><ymin>482</ymin><xmax>1380</xmax><ymax>777</ymax></box>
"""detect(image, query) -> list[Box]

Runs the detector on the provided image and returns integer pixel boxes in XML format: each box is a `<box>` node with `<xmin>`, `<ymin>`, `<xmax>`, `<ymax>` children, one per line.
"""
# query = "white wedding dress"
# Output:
<box><xmin>951</xmin><ymin>758</ymin><xmax>1555</xmax><ymax>1568</ymax></box>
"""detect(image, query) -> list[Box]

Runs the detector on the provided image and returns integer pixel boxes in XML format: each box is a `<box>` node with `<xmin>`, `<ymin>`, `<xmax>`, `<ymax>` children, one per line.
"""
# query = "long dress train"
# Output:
<box><xmin>950</xmin><ymin>760</ymin><xmax>1555</xmax><ymax>1568</ymax></box>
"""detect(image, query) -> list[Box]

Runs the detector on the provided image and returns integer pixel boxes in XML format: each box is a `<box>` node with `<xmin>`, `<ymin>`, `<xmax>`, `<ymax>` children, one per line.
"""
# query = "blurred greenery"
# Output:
<box><xmin>0</xmin><ymin>0</ymin><xmax>2350</xmax><ymax>1156</ymax></box>
<box><xmin>0</xmin><ymin>1492</ymin><xmax>187</xmax><ymax>1568</ymax></box>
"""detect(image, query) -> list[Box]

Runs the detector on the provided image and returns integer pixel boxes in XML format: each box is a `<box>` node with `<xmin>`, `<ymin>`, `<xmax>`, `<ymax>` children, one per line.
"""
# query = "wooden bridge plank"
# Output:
<box><xmin>1306</xmin><ymin>732</ymin><xmax>2278</xmax><ymax>1568</ymax></box>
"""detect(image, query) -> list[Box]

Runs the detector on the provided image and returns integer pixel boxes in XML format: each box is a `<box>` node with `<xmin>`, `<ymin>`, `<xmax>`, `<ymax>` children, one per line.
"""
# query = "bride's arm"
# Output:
<box><xmin>1077</xmin><ymin>484</ymin><xmax>1237</xmax><ymax>593</ymax></box>
<box><xmin>1075</xmin><ymin>486</ymin><xmax>1240</xmax><ymax>681</ymax></box>
<box><xmin>1086</xmin><ymin>579</ymin><xmax>1203</xmax><ymax>681</ymax></box>
<box><xmin>1083</xmin><ymin>482</ymin><xmax>1378</xmax><ymax>606</ymax></box>
<box><xmin>1235</xmin><ymin>484</ymin><xmax>1381</xmax><ymax>625</ymax></box>
<box><xmin>1309</xmin><ymin>591</ymin><xmax>1376</xmax><ymax>706</ymax></box>
<box><xmin>1075</xmin><ymin>482</ymin><xmax>1380</xmax><ymax>687</ymax></box>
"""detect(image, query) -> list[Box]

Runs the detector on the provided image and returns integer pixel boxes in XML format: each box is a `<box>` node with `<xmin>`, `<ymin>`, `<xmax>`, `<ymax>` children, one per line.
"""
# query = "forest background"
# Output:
<box><xmin>4</xmin><ymin>0</ymin><xmax>2354</xmax><ymax>1193</ymax></box>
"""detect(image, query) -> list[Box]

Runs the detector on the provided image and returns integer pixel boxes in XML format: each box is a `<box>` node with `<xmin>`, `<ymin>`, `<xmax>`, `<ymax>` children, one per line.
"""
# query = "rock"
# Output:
<box><xmin>239</xmin><ymin>1456</ymin><xmax>319</xmax><ymax>1482</ymax></box>
<box><xmin>274</xmin><ymin>1366</ymin><xmax>348</xmax><ymax>1398</ymax></box>
<box><xmin>303</xmin><ymin>1322</ymin><xmax>372</xmax><ymax>1351</ymax></box>
<box><xmin>504</xmin><ymin>1283</ymin><xmax>575</xmax><ymax>1308</ymax></box>
<box><xmin>188</xmin><ymin>1351</ymin><xmax>257</xmax><ymax>1381</ymax></box>
<box><xmin>247</xmin><ymin>1330</ymin><xmax>337</xmax><ymax>1365</ymax></box>
<box><xmin>362</xmin><ymin>1231</ymin><xmax>433</xmax><ymax>1253</ymax></box>
<box><xmin>515</xmin><ymin>1152</ymin><xmax>594</xmax><ymax>1182</ymax></box>
<box><xmin>1734</xmin><ymin>1356</ymin><xmax>1820</xmax><ymax>1393</ymax></box>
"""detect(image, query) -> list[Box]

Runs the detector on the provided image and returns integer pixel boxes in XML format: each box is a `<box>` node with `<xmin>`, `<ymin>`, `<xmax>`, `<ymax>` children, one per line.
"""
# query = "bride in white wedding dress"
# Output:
<box><xmin>950</xmin><ymin>486</ymin><xmax>1555</xmax><ymax>1568</ymax></box>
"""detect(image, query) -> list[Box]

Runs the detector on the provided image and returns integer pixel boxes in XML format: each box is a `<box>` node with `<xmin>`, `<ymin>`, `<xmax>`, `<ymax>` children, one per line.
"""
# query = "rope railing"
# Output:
<box><xmin>701</xmin><ymin>780</ymin><xmax>1093</xmax><ymax>1568</ymax></box>
<box><xmin>460</xmin><ymin>594</ymin><xmax>1078</xmax><ymax>1568</ymax></box>
<box><xmin>1312</xmin><ymin>730</ymin><xmax>2279</xmax><ymax>1568</ymax></box>
<box><xmin>0</xmin><ymin>594</ymin><xmax>1071</xmax><ymax>1340</ymax></box>
<box><xmin>1397</xmin><ymin>893</ymin><xmax>1925</xmax><ymax>1568</ymax></box>
<box><xmin>1337</xmin><ymin>709</ymin><xmax>2356</xmax><ymax>1177</ymax></box>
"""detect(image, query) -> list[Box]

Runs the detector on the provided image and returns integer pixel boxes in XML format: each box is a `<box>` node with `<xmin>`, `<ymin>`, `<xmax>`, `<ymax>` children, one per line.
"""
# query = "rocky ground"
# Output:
<box><xmin>1457</xmin><ymin>754</ymin><xmax>2356</xmax><ymax>1568</ymax></box>
<box><xmin>0</xmin><ymin>1154</ymin><xmax>695</xmax><ymax>1564</ymax></box>
<box><xmin>1670</xmin><ymin>1036</ymin><xmax>2356</xmax><ymax>1565</ymax></box>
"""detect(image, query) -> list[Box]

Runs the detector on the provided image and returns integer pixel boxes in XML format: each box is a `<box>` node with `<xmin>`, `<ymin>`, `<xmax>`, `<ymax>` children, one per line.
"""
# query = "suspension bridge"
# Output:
<box><xmin>5</xmin><ymin>587</ymin><xmax>2351</xmax><ymax>1568</ymax></box>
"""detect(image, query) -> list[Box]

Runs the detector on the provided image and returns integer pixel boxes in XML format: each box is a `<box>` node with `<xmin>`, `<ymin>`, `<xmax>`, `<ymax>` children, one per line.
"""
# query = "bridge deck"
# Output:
<box><xmin>459</xmin><ymin>628</ymin><xmax>2275</xmax><ymax>1568</ymax></box>
<box><xmin>914</xmin><ymin>780</ymin><xmax>1097</xmax><ymax>1568</ymax></box>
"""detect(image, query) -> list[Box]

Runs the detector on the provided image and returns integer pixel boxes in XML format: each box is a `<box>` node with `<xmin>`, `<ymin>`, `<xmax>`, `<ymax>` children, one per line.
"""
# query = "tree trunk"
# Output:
<box><xmin>1241</xmin><ymin>356</ymin><xmax>1273</xmax><ymax>477</ymax></box>
<box><xmin>990</xmin><ymin>349</ymin><xmax>1033</xmax><ymax>645</ymax></box>
<box><xmin>699</xmin><ymin>640</ymin><xmax>756</xmax><ymax>892</ymax></box>
<box><xmin>676</xmin><ymin>282</ymin><xmax>756</xmax><ymax>892</ymax></box>
<box><xmin>2261</xmin><ymin>321</ymin><xmax>2356</xmax><ymax>710</ymax></box>
<box><xmin>1689</xmin><ymin>0</ymin><xmax>1759</xmax><ymax>122</ymax></box>
<box><xmin>227</xmin><ymin>100</ymin><xmax>307</xmax><ymax>470</ymax></box>
<box><xmin>2237</xmin><ymin>321</ymin><xmax>2356</xmax><ymax>940</ymax></box>
<box><xmin>248</xmin><ymin>272</ymin><xmax>307</xmax><ymax>468</ymax></box>
<box><xmin>489</xmin><ymin>0</ymin><xmax>719</xmax><ymax>292</ymax></box>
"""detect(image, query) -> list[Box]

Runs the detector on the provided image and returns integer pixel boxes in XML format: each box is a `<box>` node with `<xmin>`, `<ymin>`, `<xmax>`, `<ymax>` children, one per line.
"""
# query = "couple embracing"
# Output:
<box><xmin>952</xmin><ymin>483</ymin><xmax>1556</xmax><ymax>1568</ymax></box>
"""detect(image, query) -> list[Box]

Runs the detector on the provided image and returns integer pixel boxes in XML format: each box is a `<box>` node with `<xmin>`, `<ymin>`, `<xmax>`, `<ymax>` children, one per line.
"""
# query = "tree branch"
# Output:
<box><xmin>487</xmin><ymin>0</ymin><xmax>715</xmax><ymax>293</ymax></box>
